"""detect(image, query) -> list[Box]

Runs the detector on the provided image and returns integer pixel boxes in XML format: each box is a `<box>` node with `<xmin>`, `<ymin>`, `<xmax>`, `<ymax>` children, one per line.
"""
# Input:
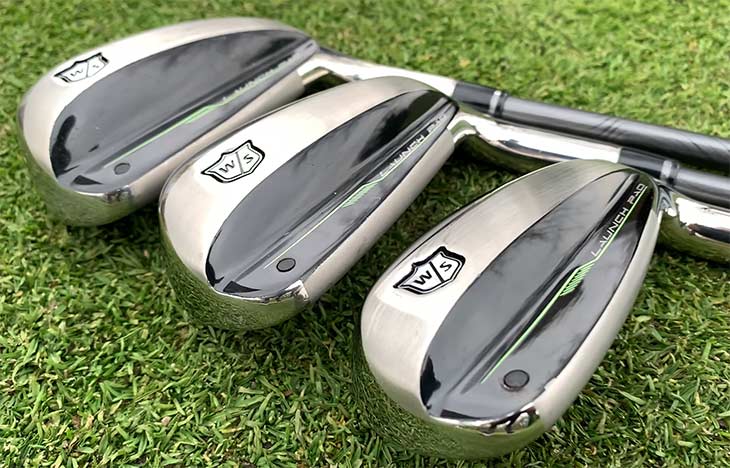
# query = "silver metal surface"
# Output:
<box><xmin>531</xmin><ymin>207</ymin><xmax>660</xmax><ymax>427</ymax></box>
<box><xmin>21</xmin><ymin>15</ymin><xmax>728</xmax><ymax>226</ymax></box>
<box><xmin>18</xmin><ymin>17</ymin><xmax>303</xmax><ymax>225</ymax></box>
<box><xmin>659</xmin><ymin>190</ymin><xmax>730</xmax><ymax>263</ymax></box>
<box><xmin>351</xmin><ymin>331</ymin><xmax>546</xmax><ymax>458</ymax></box>
<box><xmin>448</xmin><ymin>109</ymin><xmax>622</xmax><ymax>173</ymax></box>
<box><xmin>446</xmin><ymin>110</ymin><xmax>730</xmax><ymax>263</ymax></box>
<box><xmin>304</xmin><ymin>132</ymin><xmax>455</xmax><ymax>300</ymax></box>
<box><xmin>158</xmin><ymin>73</ymin><xmax>729</xmax><ymax>333</ymax></box>
<box><xmin>160</xmin><ymin>77</ymin><xmax>454</xmax><ymax>330</ymax></box>
<box><xmin>297</xmin><ymin>51</ymin><xmax>458</xmax><ymax>96</ymax></box>
<box><xmin>21</xmin><ymin>17</ymin><xmax>293</xmax><ymax>178</ymax></box>
<box><xmin>358</xmin><ymin>160</ymin><xmax>661</xmax><ymax>458</ymax></box>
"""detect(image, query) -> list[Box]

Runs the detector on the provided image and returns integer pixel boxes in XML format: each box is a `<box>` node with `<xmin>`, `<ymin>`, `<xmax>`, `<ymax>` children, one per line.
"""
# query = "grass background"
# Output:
<box><xmin>1</xmin><ymin>0</ymin><xmax>729</xmax><ymax>466</ymax></box>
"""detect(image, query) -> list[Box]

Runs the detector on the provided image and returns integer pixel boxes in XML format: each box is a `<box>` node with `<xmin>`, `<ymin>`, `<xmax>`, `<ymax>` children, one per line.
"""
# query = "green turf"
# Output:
<box><xmin>1</xmin><ymin>0</ymin><xmax>729</xmax><ymax>465</ymax></box>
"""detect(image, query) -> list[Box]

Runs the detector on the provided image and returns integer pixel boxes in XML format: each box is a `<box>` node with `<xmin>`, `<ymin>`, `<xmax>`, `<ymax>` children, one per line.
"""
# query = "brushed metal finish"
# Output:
<box><xmin>18</xmin><ymin>18</ymin><xmax>304</xmax><ymax>225</ymax></box>
<box><xmin>359</xmin><ymin>160</ymin><xmax>661</xmax><ymax>458</ymax></box>
<box><xmin>530</xmin><ymin>206</ymin><xmax>660</xmax><ymax>426</ymax></box>
<box><xmin>160</xmin><ymin>227</ymin><xmax>310</xmax><ymax>331</ymax></box>
<box><xmin>159</xmin><ymin>75</ymin><xmax>730</xmax><ymax>332</ymax></box>
<box><xmin>160</xmin><ymin>77</ymin><xmax>454</xmax><ymax>329</ymax></box>
<box><xmin>20</xmin><ymin>17</ymin><xmax>292</xmax><ymax>178</ymax></box>
<box><xmin>303</xmin><ymin>132</ymin><xmax>455</xmax><ymax>300</ymax></box>
<box><xmin>351</xmin><ymin>331</ymin><xmax>547</xmax><ymax>458</ymax></box>
<box><xmin>21</xmin><ymin>16</ymin><xmax>728</xmax><ymax>227</ymax></box>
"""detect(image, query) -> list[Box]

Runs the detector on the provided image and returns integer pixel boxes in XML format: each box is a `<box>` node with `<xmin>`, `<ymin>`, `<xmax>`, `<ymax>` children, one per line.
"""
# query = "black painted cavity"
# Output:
<box><xmin>420</xmin><ymin>170</ymin><xmax>655</xmax><ymax>420</ymax></box>
<box><xmin>50</xmin><ymin>29</ymin><xmax>316</xmax><ymax>192</ymax></box>
<box><xmin>206</xmin><ymin>91</ymin><xmax>457</xmax><ymax>297</ymax></box>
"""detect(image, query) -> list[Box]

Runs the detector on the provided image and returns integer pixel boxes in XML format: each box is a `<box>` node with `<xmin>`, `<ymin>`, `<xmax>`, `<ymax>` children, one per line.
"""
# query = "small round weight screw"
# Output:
<box><xmin>114</xmin><ymin>163</ymin><xmax>130</xmax><ymax>175</ymax></box>
<box><xmin>277</xmin><ymin>258</ymin><xmax>296</xmax><ymax>272</ymax></box>
<box><xmin>503</xmin><ymin>370</ymin><xmax>529</xmax><ymax>391</ymax></box>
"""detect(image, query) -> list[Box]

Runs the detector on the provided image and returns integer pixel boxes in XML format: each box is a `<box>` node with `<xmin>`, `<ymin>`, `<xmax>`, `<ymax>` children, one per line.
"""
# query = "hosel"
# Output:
<box><xmin>657</xmin><ymin>188</ymin><xmax>730</xmax><ymax>264</ymax></box>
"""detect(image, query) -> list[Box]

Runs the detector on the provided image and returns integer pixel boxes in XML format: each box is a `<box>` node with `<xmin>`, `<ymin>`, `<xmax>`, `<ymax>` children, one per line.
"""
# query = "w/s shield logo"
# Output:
<box><xmin>202</xmin><ymin>140</ymin><xmax>264</xmax><ymax>183</ymax></box>
<box><xmin>55</xmin><ymin>53</ymin><xmax>108</xmax><ymax>83</ymax></box>
<box><xmin>395</xmin><ymin>247</ymin><xmax>465</xmax><ymax>294</ymax></box>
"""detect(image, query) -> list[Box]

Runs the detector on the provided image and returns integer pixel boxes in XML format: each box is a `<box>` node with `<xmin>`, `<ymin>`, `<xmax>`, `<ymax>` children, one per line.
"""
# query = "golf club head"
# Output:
<box><xmin>160</xmin><ymin>77</ymin><xmax>459</xmax><ymax>330</ymax></box>
<box><xmin>356</xmin><ymin>159</ymin><xmax>661</xmax><ymax>459</ymax></box>
<box><xmin>18</xmin><ymin>18</ymin><xmax>318</xmax><ymax>225</ymax></box>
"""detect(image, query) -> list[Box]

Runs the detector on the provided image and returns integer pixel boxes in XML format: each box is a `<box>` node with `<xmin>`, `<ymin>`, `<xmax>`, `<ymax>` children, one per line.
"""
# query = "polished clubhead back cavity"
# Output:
<box><xmin>357</xmin><ymin>159</ymin><xmax>662</xmax><ymax>459</ymax></box>
<box><xmin>18</xmin><ymin>18</ymin><xmax>318</xmax><ymax>225</ymax></box>
<box><xmin>160</xmin><ymin>77</ymin><xmax>459</xmax><ymax>330</ymax></box>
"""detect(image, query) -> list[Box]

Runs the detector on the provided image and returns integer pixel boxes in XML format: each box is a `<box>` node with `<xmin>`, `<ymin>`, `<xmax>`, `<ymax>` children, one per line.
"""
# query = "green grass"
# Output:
<box><xmin>1</xmin><ymin>0</ymin><xmax>729</xmax><ymax>465</ymax></box>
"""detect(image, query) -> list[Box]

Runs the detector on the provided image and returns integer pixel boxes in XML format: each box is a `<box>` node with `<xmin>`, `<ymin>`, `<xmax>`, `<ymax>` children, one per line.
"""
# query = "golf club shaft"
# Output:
<box><xmin>309</xmin><ymin>50</ymin><xmax>730</xmax><ymax>172</ymax></box>
<box><xmin>449</xmin><ymin>111</ymin><xmax>730</xmax><ymax>209</ymax></box>
<box><xmin>444</xmin><ymin>113</ymin><xmax>730</xmax><ymax>263</ymax></box>
<box><xmin>456</xmin><ymin>83</ymin><xmax>730</xmax><ymax>173</ymax></box>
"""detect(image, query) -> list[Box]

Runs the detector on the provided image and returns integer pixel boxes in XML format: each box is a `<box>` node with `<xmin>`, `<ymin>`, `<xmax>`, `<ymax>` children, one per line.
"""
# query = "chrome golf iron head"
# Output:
<box><xmin>18</xmin><ymin>18</ymin><xmax>312</xmax><ymax>225</ymax></box>
<box><xmin>18</xmin><ymin>18</ymin><xmax>730</xmax><ymax>225</ymax></box>
<box><xmin>160</xmin><ymin>77</ymin><xmax>461</xmax><ymax>330</ymax></box>
<box><xmin>160</xmin><ymin>77</ymin><xmax>730</xmax><ymax>331</ymax></box>
<box><xmin>356</xmin><ymin>158</ymin><xmax>730</xmax><ymax>459</ymax></box>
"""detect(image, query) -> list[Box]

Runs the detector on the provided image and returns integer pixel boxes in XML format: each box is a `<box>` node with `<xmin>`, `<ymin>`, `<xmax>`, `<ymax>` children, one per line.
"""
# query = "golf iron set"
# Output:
<box><xmin>160</xmin><ymin>77</ymin><xmax>730</xmax><ymax>458</ymax></box>
<box><xmin>17</xmin><ymin>18</ymin><xmax>730</xmax><ymax>225</ymax></box>
<box><xmin>18</xmin><ymin>18</ymin><xmax>730</xmax><ymax>459</ymax></box>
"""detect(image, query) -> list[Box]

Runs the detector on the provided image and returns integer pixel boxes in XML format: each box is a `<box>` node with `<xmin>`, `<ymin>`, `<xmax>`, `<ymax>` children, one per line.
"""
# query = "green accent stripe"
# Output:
<box><xmin>480</xmin><ymin>185</ymin><xmax>648</xmax><ymax>384</ymax></box>
<box><xmin>102</xmin><ymin>85</ymin><xmax>251</xmax><ymax>169</ymax></box>
<box><xmin>341</xmin><ymin>152</ymin><xmax>410</xmax><ymax>208</ymax></box>
<box><xmin>101</xmin><ymin>56</ymin><xmax>296</xmax><ymax>169</ymax></box>
<box><xmin>262</xmin><ymin>114</ymin><xmax>449</xmax><ymax>270</ymax></box>
<box><xmin>263</xmin><ymin>141</ymin><xmax>420</xmax><ymax>270</ymax></box>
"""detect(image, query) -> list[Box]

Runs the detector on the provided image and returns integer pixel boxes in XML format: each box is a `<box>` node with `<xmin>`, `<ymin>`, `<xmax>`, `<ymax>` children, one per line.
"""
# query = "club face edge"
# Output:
<box><xmin>19</xmin><ymin>16</ymin><xmax>728</xmax><ymax>225</ymax></box>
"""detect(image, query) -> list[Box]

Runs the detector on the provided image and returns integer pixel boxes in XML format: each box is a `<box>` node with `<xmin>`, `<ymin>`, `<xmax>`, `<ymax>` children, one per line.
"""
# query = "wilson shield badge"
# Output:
<box><xmin>395</xmin><ymin>247</ymin><xmax>465</xmax><ymax>294</ymax></box>
<box><xmin>55</xmin><ymin>53</ymin><xmax>108</xmax><ymax>83</ymax></box>
<box><xmin>202</xmin><ymin>140</ymin><xmax>265</xmax><ymax>183</ymax></box>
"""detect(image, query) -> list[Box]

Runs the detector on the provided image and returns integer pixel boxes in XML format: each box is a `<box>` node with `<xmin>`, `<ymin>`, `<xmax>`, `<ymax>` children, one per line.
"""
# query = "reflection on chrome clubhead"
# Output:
<box><xmin>357</xmin><ymin>159</ymin><xmax>662</xmax><ymax>459</ymax></box>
